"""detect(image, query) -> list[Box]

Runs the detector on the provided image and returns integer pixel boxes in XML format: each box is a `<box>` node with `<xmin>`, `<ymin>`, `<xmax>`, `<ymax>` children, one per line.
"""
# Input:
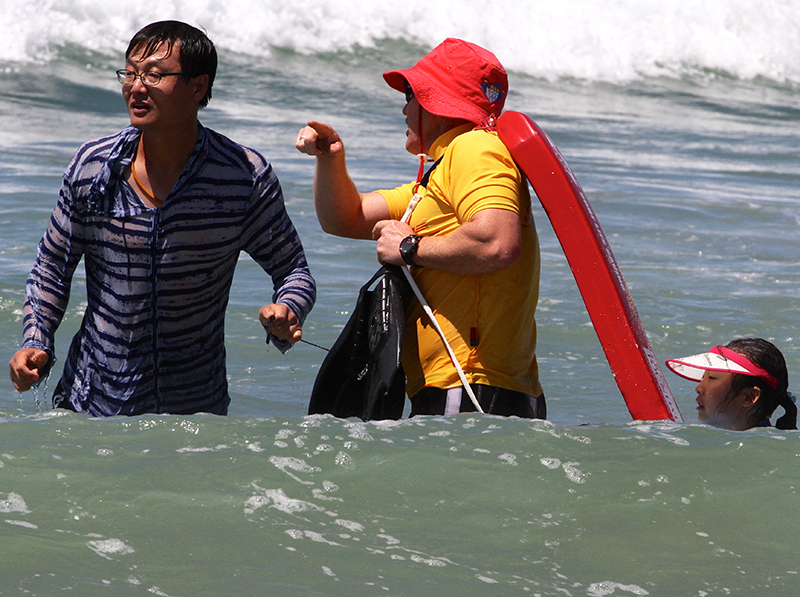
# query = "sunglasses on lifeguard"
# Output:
<box><xmin>404</xmin><ymin>80</ymin><xmax>414</xmax><ymax>103</ymax></box>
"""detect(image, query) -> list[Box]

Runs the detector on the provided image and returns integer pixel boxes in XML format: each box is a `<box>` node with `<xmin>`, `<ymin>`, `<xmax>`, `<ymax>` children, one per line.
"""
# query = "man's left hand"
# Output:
<box><xmin>259</xmin><ymin>304</ymin><xmax>302</xmax><ymax>344</ymax></box>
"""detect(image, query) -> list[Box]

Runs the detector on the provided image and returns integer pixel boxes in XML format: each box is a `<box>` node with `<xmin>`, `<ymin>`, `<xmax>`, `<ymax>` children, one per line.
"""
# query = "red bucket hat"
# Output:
<box><xmin>383</xmin><ymin>38</ymin><xmax>508</xmax><ymax>127</ymax></box>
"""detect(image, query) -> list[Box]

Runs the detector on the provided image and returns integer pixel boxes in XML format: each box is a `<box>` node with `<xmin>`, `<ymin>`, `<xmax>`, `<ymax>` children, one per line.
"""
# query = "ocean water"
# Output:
<box><xmin>1</xmin><ymin>0</ymin><xmax>799</xmax><ymax>595</ymax></box>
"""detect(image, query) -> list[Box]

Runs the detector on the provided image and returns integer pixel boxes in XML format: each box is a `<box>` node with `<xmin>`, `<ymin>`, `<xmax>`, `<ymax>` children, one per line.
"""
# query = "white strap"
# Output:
<box><xmin>400</xmin><ymin>186</ymin><xmax>483</xmax><ymax>413</ymax></box>
<box><xmin>444</xmin><ymin>388</ymin><xmax>462</xmax><ymax>415</ymax></box>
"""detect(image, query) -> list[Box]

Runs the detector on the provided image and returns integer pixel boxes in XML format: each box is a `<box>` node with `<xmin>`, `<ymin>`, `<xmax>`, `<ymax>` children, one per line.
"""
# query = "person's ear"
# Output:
<box><xmin>743</xmin><ymin>386</ymin><xmax>761</xmax><ymax>407</ymax></box>
<box><xmin>192</xmin><ymin>74</ymin><xmax>209</xmax><ymax>102</ymax></box>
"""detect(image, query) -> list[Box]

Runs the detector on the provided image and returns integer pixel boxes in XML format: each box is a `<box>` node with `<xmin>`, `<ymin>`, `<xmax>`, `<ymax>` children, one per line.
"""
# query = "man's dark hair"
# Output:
<box><xmin>126</xmin><ymin>20</ymin><xmax>217</xmax><ymax>108</ymax></box>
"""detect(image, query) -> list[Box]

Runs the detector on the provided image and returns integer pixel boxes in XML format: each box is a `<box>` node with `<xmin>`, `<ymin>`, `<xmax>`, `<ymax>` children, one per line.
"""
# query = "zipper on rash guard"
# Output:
<box><xmin>150</xmin><ymin>210</ymin><xmax>161</xmax><ymax>413</ymax></box>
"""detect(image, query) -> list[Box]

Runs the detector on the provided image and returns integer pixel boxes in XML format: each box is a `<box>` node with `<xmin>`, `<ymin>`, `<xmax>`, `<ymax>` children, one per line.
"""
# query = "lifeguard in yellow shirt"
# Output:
<box><xmin>297</xmin><ymin>38</ymin><xmax>544</xmax><ymax>419</ymax></box>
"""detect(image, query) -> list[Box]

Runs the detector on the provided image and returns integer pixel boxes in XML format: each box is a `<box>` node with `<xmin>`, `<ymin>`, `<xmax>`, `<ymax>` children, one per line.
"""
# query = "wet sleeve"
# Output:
<box><xmin>241</xmin><ymin>161</ymin><xmax>316</xmax><ymax>352</ymax></box>
<box><xmin>22</xmin><ymin>173</ymin><xmax>87</xmax><ymax>361</ymax></box>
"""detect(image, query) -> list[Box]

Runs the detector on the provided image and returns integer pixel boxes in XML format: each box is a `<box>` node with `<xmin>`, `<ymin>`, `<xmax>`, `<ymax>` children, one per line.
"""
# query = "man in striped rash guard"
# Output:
<box><xmin>8</xmin><ymin>21</ymin><xmax>316</xmax><ymax>416</ymax></box>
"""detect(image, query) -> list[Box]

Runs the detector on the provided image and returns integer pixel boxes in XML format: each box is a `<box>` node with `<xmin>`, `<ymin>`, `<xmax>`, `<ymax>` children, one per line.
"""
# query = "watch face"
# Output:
<box><xmin>400</xmin><ymin>235</ymin><xmax>420</xmax><ymax>265</ymax></box>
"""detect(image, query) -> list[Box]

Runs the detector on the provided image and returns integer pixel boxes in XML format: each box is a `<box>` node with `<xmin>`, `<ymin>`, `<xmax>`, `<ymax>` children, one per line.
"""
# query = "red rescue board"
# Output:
<box><xmin>497</xmin><ymin>111</ymin><xmax>682</xmax><ymax>422</ymax></box>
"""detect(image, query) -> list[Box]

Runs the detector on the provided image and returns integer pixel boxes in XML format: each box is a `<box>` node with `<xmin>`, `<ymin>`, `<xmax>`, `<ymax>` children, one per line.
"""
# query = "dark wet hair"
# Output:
<box><xmin>126</xmin><ymin>20</ymin><xmax>217</xmax><ymax>108</ymax></box>
<box><xmin>726</xmin><ymin>338</ymin><xmax>797</xmax><ymax>430</ymax></box>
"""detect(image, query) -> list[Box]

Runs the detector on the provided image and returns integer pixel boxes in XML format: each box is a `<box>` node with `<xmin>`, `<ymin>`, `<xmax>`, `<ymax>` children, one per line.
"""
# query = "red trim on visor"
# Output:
<box><xmin>711</xmin><ymin>346</ymin><xmax>779</xmax><ymax>389</ymax></box>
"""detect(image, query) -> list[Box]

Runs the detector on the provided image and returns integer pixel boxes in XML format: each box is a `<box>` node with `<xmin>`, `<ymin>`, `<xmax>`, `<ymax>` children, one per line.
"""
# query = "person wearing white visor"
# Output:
<box><xmin>665</xmin><ymin>338</ymin><xmax>796</xmax><ymax>430</ymax></box>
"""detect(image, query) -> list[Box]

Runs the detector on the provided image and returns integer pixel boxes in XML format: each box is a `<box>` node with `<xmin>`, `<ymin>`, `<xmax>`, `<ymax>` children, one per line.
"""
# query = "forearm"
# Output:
<box><xmin>375</xmin><ymin>208</ymin><xmax>522</xmax><ymax>276</ymax></box>
<box><xmin>297</xmin><ymin>120</ymin><xmax>387</xmax><ymax>240</ymax></box>
<box><xmin>313</xmin><ymin>155</ymin><xmax>375</xmax><ymax>239</ymax></box>
<box><xmin>413</xmin><ymin>229</ymin><xmax>520</xmax><ymax>275</ymax></box>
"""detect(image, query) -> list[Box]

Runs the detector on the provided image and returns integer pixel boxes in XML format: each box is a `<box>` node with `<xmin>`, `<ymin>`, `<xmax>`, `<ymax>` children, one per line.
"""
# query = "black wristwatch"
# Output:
<box><xmin>399</xmin><ymin>234</ymin><xmax>423</xmax><ymax>266</ymax></box>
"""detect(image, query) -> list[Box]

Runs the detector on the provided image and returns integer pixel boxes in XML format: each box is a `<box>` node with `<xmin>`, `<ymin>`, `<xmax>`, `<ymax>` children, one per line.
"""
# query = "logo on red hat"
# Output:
<box><xmin>481</xmin><ymin>81</ymin><xmax>504</xmax><ymax>104</ymax></box>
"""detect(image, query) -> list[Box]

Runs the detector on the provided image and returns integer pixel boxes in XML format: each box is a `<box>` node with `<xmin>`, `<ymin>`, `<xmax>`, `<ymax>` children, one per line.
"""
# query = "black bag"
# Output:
<box><xmin>308</xmin><ymin>265</ymin><xmax>410</xmax><ymax>421</ymax></box>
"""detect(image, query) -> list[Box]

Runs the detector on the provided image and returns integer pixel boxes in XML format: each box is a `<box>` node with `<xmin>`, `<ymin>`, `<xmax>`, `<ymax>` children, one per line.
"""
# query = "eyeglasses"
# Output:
<box><xmin>116</xmin><ymin>69</ymin><xmax>184</xmax><ymax>86</ymax></box>
<box><xmin>404</xmin><ymin>80</ymin><xmax>414</xmax><ymax>103</ymax></box>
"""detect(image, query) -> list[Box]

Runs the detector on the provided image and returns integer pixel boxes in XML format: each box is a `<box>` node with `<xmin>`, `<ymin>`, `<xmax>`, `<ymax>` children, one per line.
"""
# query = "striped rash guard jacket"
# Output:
<box><xmin>21</xmin><ymin>124</ymin><xmax>316</xmax><ymax>416</ymax></box>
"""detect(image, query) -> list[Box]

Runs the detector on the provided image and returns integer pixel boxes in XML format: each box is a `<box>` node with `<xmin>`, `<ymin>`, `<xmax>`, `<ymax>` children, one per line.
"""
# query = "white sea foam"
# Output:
<box><xmin>0</xmin><ymin>492</ymin><xmax>30</xmax><ymax>514</ymax></box>
<box><xmin>1</xmin><ymin>0</ymin><xmax>797</xmax><ymax>83</ymax></box>
<box><xmin>87</xmin><ymin>537</ymin><xmax>135</xmax><ymax>559</ymax></box>
<box><xmin>244</xmin><ymin>486</ymin><xmax>325</xmax><ymax>515</ymax></box>
<box><xmin>587</xmin><ymin>581</ymin><xmax>649</xmax><ymax>596</ymax></box>
<box><xmin>5</xmin><ymin>519</ymin><xmax>37</xmax><ymax>528</ymax></box>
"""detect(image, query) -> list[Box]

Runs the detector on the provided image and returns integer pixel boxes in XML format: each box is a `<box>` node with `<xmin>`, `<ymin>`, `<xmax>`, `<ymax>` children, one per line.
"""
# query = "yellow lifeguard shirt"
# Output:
<box><xmin>378</xmin><ymin>124</ymin><xmax>542</xmax><ymax>398</ymax></box>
